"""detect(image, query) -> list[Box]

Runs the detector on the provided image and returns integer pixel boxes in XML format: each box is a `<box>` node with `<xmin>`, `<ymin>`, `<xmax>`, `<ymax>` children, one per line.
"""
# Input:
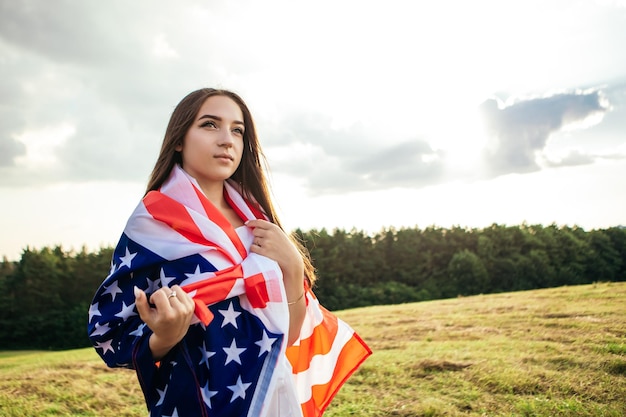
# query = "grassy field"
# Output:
<box><xmin>1</xmin><ymin>282</ymin><xmax>625</xmax><ymax>416</ymax></box>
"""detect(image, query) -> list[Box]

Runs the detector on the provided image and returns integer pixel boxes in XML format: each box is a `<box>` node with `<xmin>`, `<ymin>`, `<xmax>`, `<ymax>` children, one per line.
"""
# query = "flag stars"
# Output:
<box><xmin>219</xmin><ymin>302</ymin><xmax>241</xmax><ymax>329</ymax></box>
<box><xmin>90</xmin><ymin>322</ymin><xmax>111</xmax><ymax>337</ymax></box>
<box><xmin>108</xmin><ymin>260</ymin><xmax>117</xmax><ymax>276</ymax></box>
<box><xmin>102</xmin><ymin>280</ymin><xmax>123</xmax><ymax>301</ymax></box>
<box><xmin>145</xmin><ymin>276</ymin><xmax>160</xmax><ymax>294</ymax></box>
<box><xmin>255</xmin><ymin>330</ymin><xmax>277</xmax><ymax>357</ymax></box>
<box><xmin>129</xmin><ymin>323</ymin><xmax>146</xmax><ymax>338</ymax></box>
<box><xmin>201</xmin><ymin>382</ymin><xmax>218</xmax><ymax>409</ymax></box>
<box><xmin>227</xmin><ymin>375</ymin><xmax>251</xmax><ymax>403</ymax></box>
<box><xmin>115</xmin><ymin>301</ymin><xmax>138</xmax><ymax>321</ymax></box>
<box><xmin>156</xmin><ymin>384</ymin><xmax>168</xmax><ymax>406</ymax></box>
<box><xmin>223</xmin><ymin>339</ymin><xmax>246</xmax><ymax>365</ymax></box>
<box><xmin>88</xmin><ymin>302</ymin><xmax>101</xmax><ymax>322</ymax></box>
<box><xmin>160</xmin><ymin>267</ymin><xmax>177</xmax><ymax>288</ymax></box>
<box><xmin>119</xmin><ymin>247</ymin><xmax>137</xmax><ymax>269</ymax></box>
<box><xmin>185</xmin><ymin>265</ymin><xmax>205</xmax><ymax>281</ymax></box>
<box><xmin>198</xmin><ymin>342</ymin><xmax>216</xmax><ymax>370</ymax></box>
<box><xmin>95</xmin><ymin>339</ymin><xmax>114</xmax><ymax>355</ymax></box>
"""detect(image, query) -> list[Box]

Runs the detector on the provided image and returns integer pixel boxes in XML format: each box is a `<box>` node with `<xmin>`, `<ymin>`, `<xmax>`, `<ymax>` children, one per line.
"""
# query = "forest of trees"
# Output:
<box><xmin>1</xmin><ymin>223</ymin><xmax>625</xmax><ymax>350</ymax></box>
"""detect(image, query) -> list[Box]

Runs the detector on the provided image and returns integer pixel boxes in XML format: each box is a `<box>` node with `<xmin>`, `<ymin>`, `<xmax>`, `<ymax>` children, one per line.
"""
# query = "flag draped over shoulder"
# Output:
<box><xmin>287</xmin><ymin>293</ymin><xmax>372</xmax><ymax>416</ymax></box>
<box><xmin>88</xmin><ymin>165</ymin><xmax>371</xmax><ymax>417</ymax></box>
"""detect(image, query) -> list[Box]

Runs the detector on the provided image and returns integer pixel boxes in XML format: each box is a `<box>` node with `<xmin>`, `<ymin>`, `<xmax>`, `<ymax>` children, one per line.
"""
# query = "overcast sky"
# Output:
<box><xmin>1</xmin><ymin>0</ymin><xmax>625</xmax><ymax>260</ymax></box>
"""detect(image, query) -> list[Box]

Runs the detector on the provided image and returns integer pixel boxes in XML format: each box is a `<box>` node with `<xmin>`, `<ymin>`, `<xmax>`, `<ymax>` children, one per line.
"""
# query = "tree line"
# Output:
<box><xmin>1</xmin><ymin>223</ymin><xmax>624</xmax><ymax>350</ymax></box>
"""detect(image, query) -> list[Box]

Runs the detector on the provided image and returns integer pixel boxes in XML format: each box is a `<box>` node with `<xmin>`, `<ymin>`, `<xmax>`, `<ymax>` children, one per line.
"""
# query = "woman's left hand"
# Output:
<box><xmin>245</xmin><ymin>219</ymin><xmax>304</xmax><ymax>284</ymax></box>
<box><xmin>246</xmin><ymin>219</ymin><xmax>306</xmax><ymax>345</ymax></box>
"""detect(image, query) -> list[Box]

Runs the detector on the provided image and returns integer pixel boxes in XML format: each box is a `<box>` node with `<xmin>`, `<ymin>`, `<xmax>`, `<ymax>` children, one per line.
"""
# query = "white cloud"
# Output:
<box><xmin>151</xmin><ymin>34</ymin><xmax>179</xmax><ymax>60</ymax></box>
<box><xmin>14</xmin><ymin>122</ymin><xmax>75</xmax><ymax>169</ymax></box>
<box><xmin>1</xmin><ymin>0</ymin><xmax>626</xmax><ymax>258</ymax></box>
<box><xmin>542</xmin><ymin>149</ymin><xmax>596</xmax><ymax>168</ymax></box>
<box><xmin>479</xmin><ymin>90</ymin><xmax>611</xmax><ymax>176</ymax></box>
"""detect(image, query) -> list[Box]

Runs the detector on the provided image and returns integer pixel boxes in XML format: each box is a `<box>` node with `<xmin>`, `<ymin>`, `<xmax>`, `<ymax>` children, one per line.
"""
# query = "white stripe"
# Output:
<box><xmin>293</xmin><ymin>322</ymin><xmax>355</xmax><ymax>402</ymax></box>
<box><xmin>197</xmin><ymin>251</ymin><xmax>233</xmax><ymax>271</ymax></box>
<box><xmin>161</xmin><ymin>166</ymin><xmax>207</xmax><ymax>214</ymax></box>
<box><xmin>186</xmin><ymin>208</ymin><xmax>242</xmax><ymax>262</ymax></box>
<box><xmin>128</xmin><ymin>168</ymin><xmax>248</xmax><ymax>264</ymax></box>
<box><xmin>225</xmin><ymin>180</ymin><xmax>259</xmax><ymax>220</ymax></box>
<box><xmin>292</xmin><ymin>295</ymin><xmax>324</xmax><ymax>345</ymax></box>
<box><xmin>125</xmin><ymin>204</ymin><xmax>213</xmax><ymax>261</ymax></box>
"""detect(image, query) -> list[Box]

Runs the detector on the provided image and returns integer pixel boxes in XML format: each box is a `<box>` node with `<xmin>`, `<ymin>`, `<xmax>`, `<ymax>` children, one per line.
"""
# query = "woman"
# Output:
<box><xmin>88</xmin><ymin>88</ymin><xmax>370</xmax><ymax>417</ymax></box>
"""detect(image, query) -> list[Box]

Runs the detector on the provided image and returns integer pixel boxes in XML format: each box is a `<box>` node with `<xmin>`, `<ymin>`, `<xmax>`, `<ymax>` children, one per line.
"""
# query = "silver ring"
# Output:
<box><xmin>169</xmin><ymin>291</ymin><xmax>177</xmax><ymax>298</ymax></box>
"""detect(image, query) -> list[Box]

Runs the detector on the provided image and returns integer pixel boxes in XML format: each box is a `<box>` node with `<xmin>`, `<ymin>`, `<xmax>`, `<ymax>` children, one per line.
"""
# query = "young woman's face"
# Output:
<box><xmin>177</xmin><ymin>95</ymin><xmax>245</xmax><ymax>188</ymax></box>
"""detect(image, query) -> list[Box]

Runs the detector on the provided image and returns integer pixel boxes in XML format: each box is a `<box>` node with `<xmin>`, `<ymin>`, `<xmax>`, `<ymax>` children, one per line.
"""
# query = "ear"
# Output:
<box><xmin>175</xmin><ymin>142</ymin><xmax>183</xmax><ymax>152</ymax></box>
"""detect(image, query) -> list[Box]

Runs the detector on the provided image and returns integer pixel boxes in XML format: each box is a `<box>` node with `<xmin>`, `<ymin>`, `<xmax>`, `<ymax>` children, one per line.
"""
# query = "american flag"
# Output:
<box><xmin>88</xmin><ymin>166</ymin><xmax>371</xmax><ymax>417</ymax></box>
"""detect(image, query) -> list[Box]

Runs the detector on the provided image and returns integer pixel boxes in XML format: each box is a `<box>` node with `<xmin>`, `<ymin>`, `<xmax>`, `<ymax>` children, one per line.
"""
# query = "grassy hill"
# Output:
<box><xmin>1</xmin><ymin>282</ymin><xmax>625</xmax><ymax>416</ymax></box>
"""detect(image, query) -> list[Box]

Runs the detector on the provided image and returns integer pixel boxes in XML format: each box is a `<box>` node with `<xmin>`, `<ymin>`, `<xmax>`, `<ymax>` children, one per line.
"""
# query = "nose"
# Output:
<box><xmin>218</xmin><ymin>130</ymin><xmax>235</xmax><ymax>148</ymax></box>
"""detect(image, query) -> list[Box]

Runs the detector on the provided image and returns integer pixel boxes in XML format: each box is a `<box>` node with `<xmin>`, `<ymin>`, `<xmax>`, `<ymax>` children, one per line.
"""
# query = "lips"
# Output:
<box><xmin>214</xmin><ymin>153</ymin><xmax>234</xmax><ymax>161</ymax></box>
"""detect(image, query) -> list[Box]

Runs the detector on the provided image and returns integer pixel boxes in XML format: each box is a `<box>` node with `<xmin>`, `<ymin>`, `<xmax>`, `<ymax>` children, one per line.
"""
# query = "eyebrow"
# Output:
<box><xmin>198</xmin><ymin>114</ymin><xmax>245</xmax><ymax>126</ymax></box>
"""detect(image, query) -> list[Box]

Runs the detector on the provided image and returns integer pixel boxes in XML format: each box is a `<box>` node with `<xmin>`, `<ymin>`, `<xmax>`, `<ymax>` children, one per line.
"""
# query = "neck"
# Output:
<box><xmin>201</xmin><ymin>180</ymin><xmax>245</xmax><ymax>228</ymax></box>
<box><xmin>199</xmin><ymin>181</ymin><xmax>227</xmax><ymax>210</ymax></box>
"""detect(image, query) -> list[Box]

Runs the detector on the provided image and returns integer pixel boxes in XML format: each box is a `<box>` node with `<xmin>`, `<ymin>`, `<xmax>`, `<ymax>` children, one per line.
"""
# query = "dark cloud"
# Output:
<box><xmin>480</xmin><ymin>90</ymin><xmax>610</xmax><ymax>175</ymax></box>
<box><xmin>55</xmin><ymin>111</ymin><xmax>160</xmax><ymax>183</ymax></box>
<box><xmin>0</xmin><ymin>0</ymin><xmax>623</xmax><ymax>195</ymax></box>
<box><xmin>0</xmin><ymin>0</ymin><xmax>224</xmax><ymax>187</ymax></box>
<box><xmin>267</xmin><ymin>112</ymin><xmax>364</xmax><ymax>155</ymax></box>
<box><xmin>0</xmin><ymin>0</ymin><xmax>153</xmax><ymax>66</ymax></box>
<box><xmin>347</xmin><ymin>140</ymin><xmax>444</xmax><ymax>188</ymax></box>
<box><xmin>266</xmin><ymin>112</ymin><xmax>444</xmax><ymax>194</ymax></box>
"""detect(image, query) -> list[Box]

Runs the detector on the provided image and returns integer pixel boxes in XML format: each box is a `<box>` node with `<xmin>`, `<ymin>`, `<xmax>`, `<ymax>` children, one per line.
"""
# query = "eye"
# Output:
<box><xmin>232</xmin><ymin>127</ymin><xmax>245</xmax><ymax>136</ymax></box>
<box><xmin>200</xmin><ymin>120</ymin><xmax>217</xmax><ymax>129</ymax></box>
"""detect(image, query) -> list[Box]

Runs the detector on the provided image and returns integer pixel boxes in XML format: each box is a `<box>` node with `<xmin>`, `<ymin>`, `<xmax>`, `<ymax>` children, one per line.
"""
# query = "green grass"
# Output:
<box><xmin>2</xmin><ymin>282</ymin><xmax>625</xmax><ymax>416</ymax></box>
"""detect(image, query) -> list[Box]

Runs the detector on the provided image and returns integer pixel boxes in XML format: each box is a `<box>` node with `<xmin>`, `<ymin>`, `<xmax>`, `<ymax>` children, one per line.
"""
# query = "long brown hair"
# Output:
<box><xmin>146</xmin><ymin>88</ymin><xmax>316</xmax><ymax>286</ymax></box>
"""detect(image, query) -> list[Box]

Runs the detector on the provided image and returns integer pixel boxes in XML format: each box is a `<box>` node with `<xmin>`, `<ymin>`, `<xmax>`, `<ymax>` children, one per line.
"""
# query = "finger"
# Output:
<box><xmin>150</xmin><ymin>288</ymin><xmax>174</xmax><ymax>311</ymax></box>
<box><xmin>177</xmin><ymin>291</ymin><xmax>195</xmax><ymax>313</ymax></box>
<box><xmin>134</xmin><ymin>286</ymin><xmax>152</xmax><ymax>320</ymax></box>
<box><xmin>169</xmin><ymin>285</ymin><xmax>187</xmax><ymax>300</ymax></box>
<box><xmin>166</xmin><ymin>287</ymin><xmax>179</xmax><ymax>301</ymax></box>
<box><xmin>249</xmin><ymin>242</ymin><xmax>263</xmax><ymax>255</ymax></box>
<box><xmin>169</xmin><ymin>285</ymin><xmax>195</xmax><ymax>312</ymax></box>
<box><xmin>165</xmin><ymin>286</ymin><xmax>186</xmax><ymax>310</ymax></box>
<box><xmin>245</xmin><ymin>219</ymin><xmax>272</xmax><ymax>231</ymax></box>
<box><xmin>251</xmin><ymin>228</ymin><xmax>268</xmax><ymax>240</ymax></box>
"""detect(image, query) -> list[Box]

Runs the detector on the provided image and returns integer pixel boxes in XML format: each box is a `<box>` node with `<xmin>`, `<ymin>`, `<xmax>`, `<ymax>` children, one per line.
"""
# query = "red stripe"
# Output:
<box><xmin>193</xmin><ymin>186</ymin><xmax>247</xmax><ymax>260</ymax></box>
<box><xmin>300</xmin><ymin>396</ymin><xmax>321</xmax><ymax>417</ymax></box>
<box><xmin>144</xmin><ymin>192</ymin><xmax>218</xmax><ymax>249</ymax></box>
<box><xmin>286</xmin><ymin>303</ymin><xmax>339</xmax><ymax>373</ymax></box>
<box><xmin>300</xmin><ymin>334</ymin><xmax>372</xmax><ymax>417</ymax></box>
<box><xmin>182</xmin><ymin>264</ymin><xmax>241</xmax><ymax>295</ymax></box>
<box><xmin>243</xmin><ymin>272</ymin><xmax>270</xmax><ymax>309</ymax></box>
<box><xmin>181</xmin><ymin>264</ymin><xmax>242</xmax><ymax>325</ymax></box>
<box><xmin>181</xmin><ymin>265</ymin><xmax>271</xmax><ymax>325</ymax></box>
<box><xmin>310</xmin><ymin>334</ymin><xmax>371</xmax><ymax>415</ymax></box>
<box><xmin>192</xmin><ymin>299</ymin><xmax>214</xmax><ymax>325</ymax></box>
<box><xmin>224</xmin><ymin>188</ymin><xmax>267</xmax><ymax>221</ymax></box>
<box><xmin>245</xmin><ymin>198</ymin><xmax>266</xmax><ymax>220</ymax></box>
<box><xmin>224</xmin><ymin>190</ymin><xmax>249</xmax><ymax>222</ymax></box>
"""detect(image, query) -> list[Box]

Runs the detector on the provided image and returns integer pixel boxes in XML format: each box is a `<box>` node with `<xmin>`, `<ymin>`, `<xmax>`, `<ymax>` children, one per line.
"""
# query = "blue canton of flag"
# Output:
<box><xmin>88</xmin><ymin>233</ymin><xmax>284</xmax><ymax>416</ymax></box>
<box><xmin>151</xmin><ymin>297</ymin><xmax>283</xmax><ymax>417</ymax></box>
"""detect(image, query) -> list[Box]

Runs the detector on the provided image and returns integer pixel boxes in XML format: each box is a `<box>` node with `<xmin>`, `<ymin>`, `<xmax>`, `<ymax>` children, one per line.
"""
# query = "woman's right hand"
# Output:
<box><xmin>134</xmin><ymin>285</ymin><xmax>195</xmax><ymax>360</ymax></box>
